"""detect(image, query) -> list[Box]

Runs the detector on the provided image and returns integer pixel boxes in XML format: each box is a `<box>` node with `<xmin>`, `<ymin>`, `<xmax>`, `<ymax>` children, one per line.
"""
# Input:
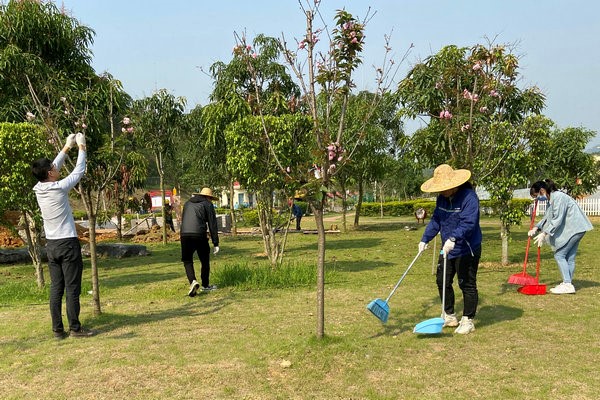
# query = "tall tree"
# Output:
<box><xmin>132</xmin><ymin>89</ymin><xmax>186</xmax><ymax>244</ymax></box>
<box><xmin>397</xmin><ymin>42</ymin><xmax>546</xmax><ymax>263</ymax></box>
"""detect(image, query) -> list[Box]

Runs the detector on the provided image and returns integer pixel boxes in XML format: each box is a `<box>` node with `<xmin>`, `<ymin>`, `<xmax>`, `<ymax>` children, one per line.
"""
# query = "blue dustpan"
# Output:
<box><xmin>414</xmin><ymin>251</ymin><xmax>447</xmax><ymax>335</ymax></box>
<box><xmin>413</xmin><ymin>317</ymin><xmax>444</xmax><ymax>334</ymax></box>
<box><xmin>367</xmin><ymin>298</ymin><xmax>389</xmax><ymax>323</ymax></box>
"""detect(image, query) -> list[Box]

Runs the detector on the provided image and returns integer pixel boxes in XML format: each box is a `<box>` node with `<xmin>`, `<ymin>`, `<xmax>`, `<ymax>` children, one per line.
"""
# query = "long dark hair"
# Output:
<box><xmin>530</xmin><ymin>179</ymin><xmax>558</xmax><ymax>196</ymax></box>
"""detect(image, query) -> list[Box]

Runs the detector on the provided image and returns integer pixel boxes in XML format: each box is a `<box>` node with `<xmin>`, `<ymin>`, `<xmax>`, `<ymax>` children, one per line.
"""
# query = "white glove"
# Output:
<box><xmin>418</xmin><ymin>241</ymin><xmax>428</xmax><ymax>253</ymax></box>
<box><xmin>528</xmin><ymin>228</ymin><xmax>538</xmax><ymax>237</ymax></box>
<box><xmin>534</xmin><ymin>232</ymin><xmax>546</xmax><ymax>247</ymax></box>
<box><xmin>76</xmin><ymin>132</ymin><xmax>86</xmax><ymax>146</ymax></box>
<box><xmin>442</xmin><ymin>239</ymin><xmax>455</xmax><ymax>256</ymax></box>
<box><xmin>65</xmin><ymin>133</ymin><xmax>77</xmax><ymax>148</ymax></box>
<box><xmin>213</xmin><ymin>246</ymin><xmax>220</xmax><ymax>255</ymax></box>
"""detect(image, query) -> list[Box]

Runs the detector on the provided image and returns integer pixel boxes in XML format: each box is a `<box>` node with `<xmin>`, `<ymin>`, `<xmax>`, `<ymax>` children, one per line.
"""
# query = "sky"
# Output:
<box><xmin>57</xmin><ymin>0</ymin><xmax>600</xmax><ymax>150</ymax></box>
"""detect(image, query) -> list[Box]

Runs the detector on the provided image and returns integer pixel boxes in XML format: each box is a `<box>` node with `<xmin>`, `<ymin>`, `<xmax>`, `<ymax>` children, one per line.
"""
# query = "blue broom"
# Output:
<box><xmin>367</xmin><ymin>250</ymin><xmax>424</xmax><ymax>323</ymax></box>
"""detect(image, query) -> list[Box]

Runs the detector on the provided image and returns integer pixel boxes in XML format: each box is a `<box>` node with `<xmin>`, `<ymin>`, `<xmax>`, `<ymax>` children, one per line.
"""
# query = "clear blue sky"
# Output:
<box><xmin>59</xmin><ymin>0</ymin><xmax>600</xmax><ymax>149</ymax></box>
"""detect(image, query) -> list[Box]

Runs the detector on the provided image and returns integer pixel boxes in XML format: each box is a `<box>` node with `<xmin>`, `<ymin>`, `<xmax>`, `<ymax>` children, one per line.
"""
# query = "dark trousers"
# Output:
<box><xmin>436</xmin><ymin>246</ymin><xmax>481</xmax><ymax>319</ymax></box>
<box><xmin>166</xmin><ymin>218</ymin><xmax>175</xmax><ymax>232</ymax></box>
<box><xmin>295</xmin><ymin>216</ymin><xmax>302</xmax><ymax>230</ymax></box>
<box><xmin>181</xmin><ymin>236</ymin><xmax>211</xmax><ymax>287</ymax></box>
<box><xmin>46</xmin><ymin>237</ymin><xmax>83</xmax><ymax>332</ymax></box>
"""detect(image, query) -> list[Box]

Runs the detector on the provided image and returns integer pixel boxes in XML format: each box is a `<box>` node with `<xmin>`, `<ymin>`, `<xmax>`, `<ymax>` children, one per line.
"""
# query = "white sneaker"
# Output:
<box><xmin>443</xmin><ymin>313</ymin><xmax>459</xmax><ymax>327</ymax></box>
<box><xmin>550</xmin><ymin>282</ymin><xmax>576</xmax><ymax>294</ymax></box>
<box><xmin>188</xmin><ymin>280</ymin><xmax>200</xmax><ymax>297</ymax></box>
<box><xmin>454</xmin><ymin>316</ymin><xmax>475</xmax><ymax>335</ymax></box>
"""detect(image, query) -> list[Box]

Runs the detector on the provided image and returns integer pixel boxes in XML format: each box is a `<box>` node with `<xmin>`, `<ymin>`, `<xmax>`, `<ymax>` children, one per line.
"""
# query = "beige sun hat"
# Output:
<box><xmin>420</xmin><ymin>164</ymin><xmax>471</xmax><ymax>193</ymax></box>
<box><xmin>197</xmin><ymin>187</ymin><xmax>218</xmax><ymax>200</ymax></box>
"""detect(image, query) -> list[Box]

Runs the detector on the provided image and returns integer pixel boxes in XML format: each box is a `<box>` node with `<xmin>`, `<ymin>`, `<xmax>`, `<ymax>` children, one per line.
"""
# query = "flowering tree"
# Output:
<box><xmin>397</xmin><ymin>43</ymin><xmax>548</xmax><ymax>263</ymax></box>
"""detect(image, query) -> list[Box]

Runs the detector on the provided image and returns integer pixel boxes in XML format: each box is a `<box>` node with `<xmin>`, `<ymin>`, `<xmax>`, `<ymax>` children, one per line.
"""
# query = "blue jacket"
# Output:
<box><xmin>421</xmin><ymin>187</ymin><xmax>482</xmax><ymax>259</ymax></box>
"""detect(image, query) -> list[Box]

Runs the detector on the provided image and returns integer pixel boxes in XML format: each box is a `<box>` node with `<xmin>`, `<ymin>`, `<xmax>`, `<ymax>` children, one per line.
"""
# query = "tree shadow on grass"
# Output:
<box><xmin>331</xmin><ymin>259</ymin><xmax>396</xmax><ymax>273</ymax></box>
<box><xmin>354</xmin><ymin>222</ymin><xmax>425</xmax><ymax>232</ymax></box>
<box><xmin>90</xmin><ymin>296</ymin><xmax>231</xmax><ymax>336</ymax></box>
<box><xmin>100</xmin><ymin>271</ymin><xmax>181</xmax><ymax>289</ymax></box>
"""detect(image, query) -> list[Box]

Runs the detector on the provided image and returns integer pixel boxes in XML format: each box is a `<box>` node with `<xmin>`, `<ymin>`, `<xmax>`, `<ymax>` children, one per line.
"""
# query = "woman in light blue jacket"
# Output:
<box><xmin>528</xmin><ymin>179</ymin><xmax>593</xmax><ymax>294</ymax></box>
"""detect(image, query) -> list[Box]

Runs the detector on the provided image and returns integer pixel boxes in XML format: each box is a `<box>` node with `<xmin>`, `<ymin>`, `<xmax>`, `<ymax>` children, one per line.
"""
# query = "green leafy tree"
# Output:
<box><xmin>132</xmin><ymin>89</ymin><xmax>186</xmax><ymax>244</ymax></box>
<box><xmin>226</xmin><ymin>114</ymin><xmax>312</xmax><ymax>265</ymax></box>
<box><xmin>541</xmin><ymin>126</ymin><xmax>600</xmax><ymax>196</ymax></box>
<box><xmin>0</xmin><ymin>122</ymin><xmax>51</xmax><ymax>288</ymax></box>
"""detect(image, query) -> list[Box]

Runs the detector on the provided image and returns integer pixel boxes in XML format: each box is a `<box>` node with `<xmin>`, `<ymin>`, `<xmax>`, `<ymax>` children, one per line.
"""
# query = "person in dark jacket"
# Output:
<box><xmin>180</xmin><ymin>187</ymin><xmax>220</xmax><ymax>297</ymax></box>
<box><xmin>291</xmin><ymin>200</ymin><xmax>303</xmax><ymax>230</ymax></box>
<box><xmin>418</xmin><ymin>164</ymin><xmax>482</xmax><ymax>335</ymax></box>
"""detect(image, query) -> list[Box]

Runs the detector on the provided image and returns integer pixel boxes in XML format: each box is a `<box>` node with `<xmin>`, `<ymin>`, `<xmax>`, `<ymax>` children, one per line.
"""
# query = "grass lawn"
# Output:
<box><xmin>1</xmin><ymin>215</ymin><xmax>598</xmax><ymax>399</ymax></box>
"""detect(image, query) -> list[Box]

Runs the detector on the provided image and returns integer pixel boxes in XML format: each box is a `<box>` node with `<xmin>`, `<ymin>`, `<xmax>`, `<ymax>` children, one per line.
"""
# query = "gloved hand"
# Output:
<box><xmin>213</xmin><ymin>246</ymin><xmax>220</xmax><ymax>255</ymax></box>
<box><xmin>65</xmin><ymin>133</ymin><xmax>77</xmax><ymax>148</ymax></box>
<box><xmin>76</xmin><ymin>132</ymin><xmax>86</xmax><ymax>146</ymax></box>
<box><xmin>442</xmin><ymin>239</ymin><xmax>455</xmax><ymax>255</ymax></box>
<box><xmin>528</xmin><ymin>228</ymin><xmax>538</xmax><ymax>237</ymax></box>
<box><xmin>534</xmin><ymin>232</ymin><xmax>546</xmax><ymax>247</ymax></box>
<box><xmin>418</xmin><ymin>241</ymin><xmax>428</xmax><ymax>253</ymax></box>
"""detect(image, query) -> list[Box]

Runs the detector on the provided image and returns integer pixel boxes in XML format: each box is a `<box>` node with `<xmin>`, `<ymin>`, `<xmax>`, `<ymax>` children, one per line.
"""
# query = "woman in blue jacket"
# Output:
<box><xmin>418</xmin><ymin>164</ymin><xmax>482</xmax><ymax>335</ymax></box>
<box><xmin>528</xmin><ymin>179</ymin><xmax>593</xmax><ymax>294</ymax></box>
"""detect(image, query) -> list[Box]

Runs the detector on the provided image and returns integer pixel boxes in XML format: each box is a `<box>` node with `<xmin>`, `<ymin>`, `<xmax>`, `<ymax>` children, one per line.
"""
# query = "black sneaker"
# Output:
<box><xmin>202</xmin><ymin>285</ymin><xmax>217</xmax><ymax>291</ymax></box>
<box><xmin>54</xmin><ymin>330</ymin><xmax>68</xmax><ymax>340</ymax></box>
<box><xmin>70</xmin><ymin>327</ymin><xmax>96</xmax><ymax>338</ymax></box>
<box><xmin>188</xmin><ymin>280</ymin><xmax>201</xmax><ymax>297</ymax></box>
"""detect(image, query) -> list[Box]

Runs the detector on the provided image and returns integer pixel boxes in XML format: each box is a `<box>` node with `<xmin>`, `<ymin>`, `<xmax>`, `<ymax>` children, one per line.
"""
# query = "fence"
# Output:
<box><xmin>532</xmin><ymin>198</ymin><xmax>600</xmax><ymax>216</ymax></box>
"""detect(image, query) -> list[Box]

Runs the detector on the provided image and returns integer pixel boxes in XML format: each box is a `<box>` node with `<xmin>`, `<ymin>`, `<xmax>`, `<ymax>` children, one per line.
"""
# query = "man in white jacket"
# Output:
<box><xmin>32</xmin><ymin>132</ymin><xmax>94</xmax><ymax>339</ymax></box>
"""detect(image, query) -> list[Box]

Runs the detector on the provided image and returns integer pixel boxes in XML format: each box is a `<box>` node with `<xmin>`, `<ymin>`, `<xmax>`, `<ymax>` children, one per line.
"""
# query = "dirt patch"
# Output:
<box><xmin>0</xmin><ymin>226</ymin><xmax>24</xmax><ymax>249</ymax></box>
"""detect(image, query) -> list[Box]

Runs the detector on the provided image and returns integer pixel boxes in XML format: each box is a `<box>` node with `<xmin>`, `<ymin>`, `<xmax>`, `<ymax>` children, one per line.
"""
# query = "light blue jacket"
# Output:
<box><xmin>536</xmin><ymin>191</ymin><xmax>593</xmax><ymax>251</ymax></box>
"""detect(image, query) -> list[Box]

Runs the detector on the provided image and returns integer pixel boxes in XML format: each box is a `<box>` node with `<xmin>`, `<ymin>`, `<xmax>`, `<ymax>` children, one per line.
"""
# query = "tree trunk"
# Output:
<box><xmin>501</xmin><ymin>222</ymin><xmax>509</xmax><ymax>266</ymax></box>
<box><xmin>340</xmin><ymin>180</ymin><xmax>347</xmax><ymax>233</ymax></box>
<box><xmin>313</xmin><ymin>202</ymin><xmax>326</xmax><ymax>339</ymax></box>
<box><xmin>22</xmin><ymin>211</ymin><xmax>45</xmax><ymax>288</ymax></box>
<box><xmin>88</xmin><ymin>212</ymin><xmax>102</xmax><ymax>315</ymax></box>
<box><xmin>115</xmin><ymin>208</ymin><xmax>123</xmax><ymax>241</ymax></box>
<box><xmin>354</xmin><ymin>178</ymin><xmax>364</xmax><ymax>227</ymax></box>
<box><xmin>229</xmin><ymin>179</ymin><xmax>237</xmax><ymax>236</ymax></box>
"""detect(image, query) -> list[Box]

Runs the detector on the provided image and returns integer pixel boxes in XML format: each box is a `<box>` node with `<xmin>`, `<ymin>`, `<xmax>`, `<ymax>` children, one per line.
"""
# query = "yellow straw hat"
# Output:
<box><xmin>420</xmin><ymin>164</ymin><xmax>471</xmax><ymax>193</ymax></box>
<box><xmin>197</xmin><ymin>187</ymin><xmax>218</xmax><ymax>200</ymax></box>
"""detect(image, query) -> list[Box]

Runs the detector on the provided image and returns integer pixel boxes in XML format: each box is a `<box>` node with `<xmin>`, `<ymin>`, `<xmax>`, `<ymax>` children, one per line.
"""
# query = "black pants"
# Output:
<box><xmin>295</xmin><ymin>216</ymin><xmax>302</xmax><ymax>230</ymax></box>
<box><xmin>436</xmin><ymin>246</ymin><xmax>481</xmax><ymax>319</ymax></box>
<box><xmin>166</xmin><ymin>218</ymin><xmax>175</xmax><ymax>232</ymax></box>
<box><xmin>181</xmin><ymin>236</ymin><xmax>211</xmax><ymax>287</ymax></box>
<box><xmin>46</xmin><ymin>237</ymin><xmax>83</xmax><ymax>333</ymax></box>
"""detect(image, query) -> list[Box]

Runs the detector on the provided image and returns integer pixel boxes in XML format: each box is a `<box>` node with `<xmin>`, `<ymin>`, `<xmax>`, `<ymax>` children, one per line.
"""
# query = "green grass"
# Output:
<box><xmin>1</xmin><ymin>215</ymin><xmax>599</xmax><ymax>399</ymax></box>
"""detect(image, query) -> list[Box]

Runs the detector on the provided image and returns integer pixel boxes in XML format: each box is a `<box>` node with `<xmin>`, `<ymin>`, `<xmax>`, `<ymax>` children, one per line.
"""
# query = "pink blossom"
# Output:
<box><xmin>252</xmin><ymin>53</ymin><xmax>257</xmax><ymax>59</ymax></box>
<box><xmin>328</xmin><ymin>150</ymin><xmax>336</xmax><ymax>161</ymax></box>
<box><xmin>461</xmin><ymin>124</ymin><xmax>470</xmax><ymax>132</ymax></box>
<box><xmin>351</xmin><ymin>37</ymin><xmax>358</xmax><ymax>44</ymax></box>
<box><xmin>123</xmin><ymin>117</ymin><xmax>131</xmax><ymax>125</ymax></box>
<box><xmin>435</xmin><ymin>82</ymin><xmax>442</xmax><ymax>89</ymax></box>
<box><xmin>246</xmin><ymin>45</ymin><xmax>251</xmax><ymax>51</ymax></box>
<box><xmin>26</xmin><ymin>112</ymin><xmax>35</xmax><ymax>121</ymax></box>
<box><xmin>337</xmin><ymin>156</ymin><xmax>343</xmax><ymax>162</ymax></box>
<box><xmin>286</xmin><ymin>166</ymin><xmax>291</xmax><ymax>173</ymax></box>
<box><xmin>479</xmin><ymin>106</ymin><xmax>488</xmax><ymax>113</ymax></box>
<box><xmin>443</xmin><ymin>110</ymin><xmax>452</xmax><ymax>119</ymax></box>
<box><xmin>439</xmin><ymin>110</ymin><xmax>445</xmax><ymax>119</ymax></box>
<box><xmin>81</xmin><ymin>123</ymin><xmax>87</xmax><ymax>129</ymax></box>
<box><xmin>472</xmin><ymin>63</ymin><xmax>481</xmax><ymax>71</ymax></box>
<box><xmin>127</xmin><ymin>127</ymin><xmax>134</xmax><ymax>133</ymax></box>
<box><xmin>298</xmin><ymin>41</ymin><xmax>306</xmax><ymax>50</ymax></box>
<box><xmin>490</xmin><ymin>89</ymin><xmax>499</xmax><ymax>97</ymax></box>
<box><xmin>327</xmin><ymin>144</ymin><xmax>335</xmax><ymax>151</ymax></box>
<box><xmin>121</xmin><ymin>127</ymin><xmax>127</xmax><ymax>133</ymax></box>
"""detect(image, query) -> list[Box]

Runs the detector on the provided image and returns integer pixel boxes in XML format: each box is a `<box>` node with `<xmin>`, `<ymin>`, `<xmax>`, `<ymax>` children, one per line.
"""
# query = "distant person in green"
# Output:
<box><xmin>528</xmin><ymin>179</ymin><xmax>593</xmax><ymax>294</ymax></box>
<box><xmin>180</xmin><ymin>187</ymin><xmax>220</xmax><ymax>297</ymax></box>
<box><xmin>31</xmin><ymin>132</ymin><xmax>95</xmax><ymax>339</ymax></box>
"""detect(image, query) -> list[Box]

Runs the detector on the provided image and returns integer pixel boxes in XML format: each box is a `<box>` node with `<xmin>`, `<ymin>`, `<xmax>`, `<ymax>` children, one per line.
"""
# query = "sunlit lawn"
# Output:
<box><xmin>0</xmin><ymin>214</ymin><xmax>598</xmax><ymax>399</ymax></box>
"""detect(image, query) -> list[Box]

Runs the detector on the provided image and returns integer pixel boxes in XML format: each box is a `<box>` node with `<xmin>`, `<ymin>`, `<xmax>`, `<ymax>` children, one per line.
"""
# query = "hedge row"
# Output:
<box><xmin>360</xmin><ymin>198</ymin><xmax>533</xmax><ymax>218</ymax></box>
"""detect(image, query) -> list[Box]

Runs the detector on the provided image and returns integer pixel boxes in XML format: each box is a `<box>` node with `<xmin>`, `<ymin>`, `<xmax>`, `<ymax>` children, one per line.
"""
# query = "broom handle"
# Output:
<box><xmin>523</xmin><ymin>200</ymin><xmax>539</xmax><ymax>270</ymax></box>
<box><xmin>385</xmin><ymin>250</ymin><xmax>423</xmax><ymax>302</ymax></box>
<box><xmin>441</xmin><ymin>251</ymin><xmax>447</xmax><ymax>318</ymax></box>
<box><xmin>535</xmin><ymin>246</ymin><xmax>542</xmax><ymax>284</ymax></box>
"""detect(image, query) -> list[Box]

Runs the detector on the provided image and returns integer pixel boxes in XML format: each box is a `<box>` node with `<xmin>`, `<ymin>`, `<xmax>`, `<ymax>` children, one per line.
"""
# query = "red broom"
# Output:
<box><xmin>508</xmin><ymin>199</ymin><xmax>538</xmax><ymax>286</ymax></box>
